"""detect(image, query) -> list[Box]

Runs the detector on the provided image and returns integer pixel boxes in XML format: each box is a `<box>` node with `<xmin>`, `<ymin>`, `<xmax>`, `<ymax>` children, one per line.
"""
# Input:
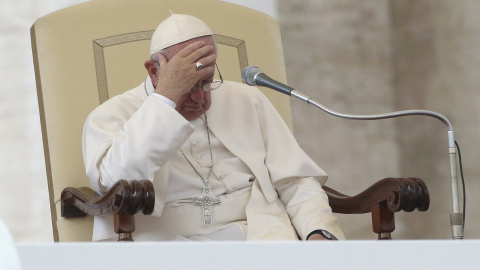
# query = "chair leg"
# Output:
<box><xmin>114</xmin><ymin>213</ymin><xmax>135</xmax><ymax>241</ymax></box>
<box><xmin>371</xmin><ymin>203</ymin><xmax>395</xmax><ymax>240</ymax></box>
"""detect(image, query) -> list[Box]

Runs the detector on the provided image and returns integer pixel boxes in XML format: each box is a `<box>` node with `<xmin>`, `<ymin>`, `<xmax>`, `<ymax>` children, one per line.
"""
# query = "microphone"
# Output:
<box><xmin>241</xmin><ymin>65</ymin><xmax>464</xmax><ymax>240</ymax></box>
<box><xmin>241</xmin><ymin>66</ymin><xmax>294</xmax><ymax>95</ymax></box>
<box><xmin>241</xmin><ymin>66</ymin><xmax>453</xmax><ymax>126</ymax></box>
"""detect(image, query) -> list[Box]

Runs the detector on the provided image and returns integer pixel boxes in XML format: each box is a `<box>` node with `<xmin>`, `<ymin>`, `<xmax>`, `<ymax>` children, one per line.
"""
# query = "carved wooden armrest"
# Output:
<box><xmin>61</xmin><ymin>180</ymin><xmax>154</xmax><ymax>241</ymax></box>
<box><xmin>324</xmin><ymin>177</ymin><xmax>430</xmax><ymax>240</ymax></box>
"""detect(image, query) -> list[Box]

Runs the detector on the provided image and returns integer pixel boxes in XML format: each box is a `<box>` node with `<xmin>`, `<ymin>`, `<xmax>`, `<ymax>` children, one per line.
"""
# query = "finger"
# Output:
<box><xmin>196</xmin><ymin>65</ymin><xmax>215</xmax><ymax>79</ymax></box>
<box><xmin>186</xmin><ymin>45</ymin><xmax>215</xmax><ymax>63</ymax></box>
<box><xmin>174</xmin><ymin>40</ymin><xmax>206</xmax><ymax>58</ymax></box>
<box><xmin>196</xmin><ymin>54</ymin><xmax>217</xmax><ymax>68</ymax></box>
<box><xmin>157</xmin><ymin>53</ymin><xmax>168</xmax><ymax>67</ymax></box>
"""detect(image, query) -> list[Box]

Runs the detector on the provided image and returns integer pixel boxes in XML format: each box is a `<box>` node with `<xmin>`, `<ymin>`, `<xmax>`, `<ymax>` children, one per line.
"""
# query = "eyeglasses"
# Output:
<box><xmin>191</xmin><ymin>63</ymin><xmax>223</xmax><ymax>92</ymax></box>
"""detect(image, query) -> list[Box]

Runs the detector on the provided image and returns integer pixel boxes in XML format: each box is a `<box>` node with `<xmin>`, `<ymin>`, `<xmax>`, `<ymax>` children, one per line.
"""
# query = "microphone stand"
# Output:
<box><xmin>289</xmin><ymin>90</ymin><xmax>464</xmax><ymax>240</ymax></box>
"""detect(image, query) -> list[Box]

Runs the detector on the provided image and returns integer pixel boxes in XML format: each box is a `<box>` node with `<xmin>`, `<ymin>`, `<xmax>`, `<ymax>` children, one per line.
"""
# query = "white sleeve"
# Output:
<box><xmin>251</xmin><ymin>89</ymin><xmax>344</xmax><ymax>240</ymax></box>
<box><xmin>83</xmin><ymin>95</ymin><xmax>194</xmax><ymax>193</ymax></box>
<box><xmin>275</xmin><ymin>177</ymin><xmax>345</xmax><ymax>240</ymax></box>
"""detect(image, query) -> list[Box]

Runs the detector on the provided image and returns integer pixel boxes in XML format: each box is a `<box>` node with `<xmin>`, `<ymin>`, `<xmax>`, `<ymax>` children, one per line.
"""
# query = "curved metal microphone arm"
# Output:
<box><xmin>290</xmin><ymin>89</ymin><xmax>463</xmax><ymax>240</ymax></box>
<box><xmin>291</xmin><ymin>90</ymin><xmax>453</xmax><ymax>130</ymax></box>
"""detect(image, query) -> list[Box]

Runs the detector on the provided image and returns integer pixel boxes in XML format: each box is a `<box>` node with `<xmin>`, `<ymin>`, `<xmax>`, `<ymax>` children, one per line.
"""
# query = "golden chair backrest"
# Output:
<box><xmin>31</xmin><ymin>0</ymin><xmax>292</xmax><ymax>242</ymax></box>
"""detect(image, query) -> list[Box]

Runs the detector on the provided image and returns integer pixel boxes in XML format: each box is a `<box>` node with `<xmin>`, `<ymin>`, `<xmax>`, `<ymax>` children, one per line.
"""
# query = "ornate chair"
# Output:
<box><xmin>31</xmin><ymin>0</ymin><xmax>429</xmax><ymax>242</ymax></box>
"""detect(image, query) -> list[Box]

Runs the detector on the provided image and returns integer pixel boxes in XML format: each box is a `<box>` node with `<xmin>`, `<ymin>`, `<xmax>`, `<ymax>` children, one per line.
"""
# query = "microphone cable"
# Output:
<box><xmin>455</xmin><ymin>140</ymin><xmax>466</xmax><ymax>232</ymax></box>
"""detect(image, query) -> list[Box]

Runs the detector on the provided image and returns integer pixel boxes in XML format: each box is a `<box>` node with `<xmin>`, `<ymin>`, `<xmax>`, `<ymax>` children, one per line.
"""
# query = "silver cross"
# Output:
<box><xmin>193</xmin><ymin>186</ymin><xmax>221</xmax><ymax>226</ymax></box>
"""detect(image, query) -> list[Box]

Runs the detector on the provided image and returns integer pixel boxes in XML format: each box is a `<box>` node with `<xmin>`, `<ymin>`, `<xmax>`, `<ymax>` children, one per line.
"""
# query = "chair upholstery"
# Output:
<box><xmin>31</xmin><ymin>0</ymin><xmax>429</xmax><ymax>242</ymax></box>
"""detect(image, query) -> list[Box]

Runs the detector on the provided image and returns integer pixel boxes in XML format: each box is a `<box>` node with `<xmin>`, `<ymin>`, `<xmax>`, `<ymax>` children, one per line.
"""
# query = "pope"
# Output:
<box><xmin>82</xmin><ymin>14</ymin><xmax>344</xmax><ymax>241</ymax></box>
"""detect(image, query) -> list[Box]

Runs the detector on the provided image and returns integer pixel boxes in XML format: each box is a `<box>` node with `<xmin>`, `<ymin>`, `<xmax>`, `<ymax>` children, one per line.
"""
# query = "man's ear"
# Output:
<box><xmin>144</xmin><ymin>60</ymin><xmax>158</xmax><ymax>88</ymax></box>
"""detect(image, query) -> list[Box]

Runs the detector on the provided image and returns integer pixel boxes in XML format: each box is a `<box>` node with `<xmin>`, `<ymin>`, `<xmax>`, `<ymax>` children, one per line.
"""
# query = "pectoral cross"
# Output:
<box><xmin>193</xmin><ymin>186</ymin><xmax>221</xmax><ymax>226</ymax></box>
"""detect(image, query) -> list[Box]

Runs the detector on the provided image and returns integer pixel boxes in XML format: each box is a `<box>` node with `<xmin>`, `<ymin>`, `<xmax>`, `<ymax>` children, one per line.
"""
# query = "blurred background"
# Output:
<box><xmin>1</xmin><ymin>0</ymin><xmax>478</xmax><ymax>242</ymax></box>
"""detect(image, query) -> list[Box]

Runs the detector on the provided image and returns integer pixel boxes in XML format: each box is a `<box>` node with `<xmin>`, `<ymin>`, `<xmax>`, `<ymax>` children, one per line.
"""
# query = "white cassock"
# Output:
<box><xmin>83</xmin><ymin>78</ymin><xmax>345</xmax><ymax>241</ymax></box>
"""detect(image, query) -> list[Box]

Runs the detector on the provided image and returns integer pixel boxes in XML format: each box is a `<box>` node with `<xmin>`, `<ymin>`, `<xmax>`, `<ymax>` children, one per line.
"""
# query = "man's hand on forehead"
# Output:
<box><xmin>153</xmin><ymin>40</ymin><xmax>217</xmax><ymax>104</ymax></box>
<box><xmin>176</xmin><ymin>41</ymin><xmax>216</xmax><ymax>67</ymax></box>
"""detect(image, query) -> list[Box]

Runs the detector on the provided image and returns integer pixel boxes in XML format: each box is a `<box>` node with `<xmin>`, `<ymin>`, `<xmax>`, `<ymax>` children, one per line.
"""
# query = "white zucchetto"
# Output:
<box><xmin>150</xmin><ymin>14</ymin><xmax>214</xmax><ymax>55</ymax></box>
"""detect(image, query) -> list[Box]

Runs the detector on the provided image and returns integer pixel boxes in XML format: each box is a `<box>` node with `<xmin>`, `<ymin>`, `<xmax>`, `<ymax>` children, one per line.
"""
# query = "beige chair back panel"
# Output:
<box><xmin>31</xmin><ymin>0</ymin><xmax>291</xmax><ymax>242</ymax></box>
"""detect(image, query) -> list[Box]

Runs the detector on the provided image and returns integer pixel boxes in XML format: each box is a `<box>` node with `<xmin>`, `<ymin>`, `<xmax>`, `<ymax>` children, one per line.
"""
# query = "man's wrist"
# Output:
<box><xmin>152</xmin><ymin>92</ymin><xmax>176</xmax><ymax>108</ymax></box>
<box><xmin>307</xmin><ymin>229</ymin><xmax>338</xmax><ymax>240</ymax></box>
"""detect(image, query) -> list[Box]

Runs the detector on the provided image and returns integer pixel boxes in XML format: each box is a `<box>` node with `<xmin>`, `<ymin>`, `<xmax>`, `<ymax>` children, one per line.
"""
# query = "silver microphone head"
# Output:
<box><xmin>241</xmin><ymin>66</ymin><xmax>262</xmax><ymax>86</ymax></box>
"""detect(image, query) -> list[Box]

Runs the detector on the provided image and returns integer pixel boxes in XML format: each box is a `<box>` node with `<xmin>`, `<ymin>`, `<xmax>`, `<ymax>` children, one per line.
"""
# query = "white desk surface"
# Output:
<box><xmin>16</xmin><ymin>240</ymin><xmax>480</xmax><ymax>270</ymax></box>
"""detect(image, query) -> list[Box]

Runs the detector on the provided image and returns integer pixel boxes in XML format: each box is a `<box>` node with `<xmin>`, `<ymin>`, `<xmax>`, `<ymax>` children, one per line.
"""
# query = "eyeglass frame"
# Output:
<box><xmin>191</xmin><ymin>63</ymin><xmax>223</xmax><ymax>92</ymax></box>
